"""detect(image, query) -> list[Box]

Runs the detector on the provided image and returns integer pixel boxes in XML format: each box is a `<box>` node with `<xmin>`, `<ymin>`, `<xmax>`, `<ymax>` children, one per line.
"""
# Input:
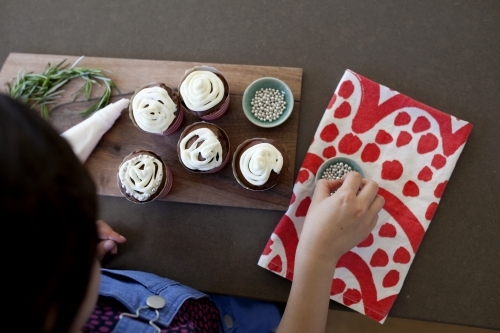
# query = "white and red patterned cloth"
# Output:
<box><xmin>257</xmin><ymin>69</ymin><xmax>473</xmax><ymax>323</ymax></box>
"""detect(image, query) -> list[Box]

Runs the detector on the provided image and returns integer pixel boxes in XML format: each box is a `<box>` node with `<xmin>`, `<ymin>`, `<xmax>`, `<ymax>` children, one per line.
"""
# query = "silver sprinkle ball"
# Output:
<box><xmin>250</xmin><ymin>88</ymin><xmax>287</xmax><ymax>122</ymax></box>
<box><xmin>321</xmin><ymin>162</ymin><xmax>355</xmax><ymax>180</ymax></box>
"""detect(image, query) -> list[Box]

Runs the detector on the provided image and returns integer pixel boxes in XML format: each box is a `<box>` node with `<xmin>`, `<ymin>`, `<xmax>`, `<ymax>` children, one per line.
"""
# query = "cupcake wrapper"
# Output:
<box><xmin>156</xmin><ymin>165</ymin><xmax>174</xmax><ymax>198</ymax></box>
<box><xmin>162</xmin><ymin>107</ymin><xmax>184</xmax><ymax>135</ymax></box>
<box><xmin>199</xmin><ymin>94</ymin><xmax>230</xmax><ymax>120</ymax></box>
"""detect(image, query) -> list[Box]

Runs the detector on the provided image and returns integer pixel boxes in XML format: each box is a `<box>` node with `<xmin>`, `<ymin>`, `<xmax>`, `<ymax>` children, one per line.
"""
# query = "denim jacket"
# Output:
<box><xmin>99</xmin><ymin>269</ymin><xmax>281</xmax><ymax>333</ymax></box>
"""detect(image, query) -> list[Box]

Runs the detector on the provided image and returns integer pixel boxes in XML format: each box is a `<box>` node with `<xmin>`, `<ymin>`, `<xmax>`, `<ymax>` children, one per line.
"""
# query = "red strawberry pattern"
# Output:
<box><xmin>361</xmin><ymin>143</ymin><xmax>381</xmax><ymax>163</ymax></box>
<box><xmin>338</xmin><ymin>133</ymin><xmax>363</xmax><ymax>154</ymax></box>
<box><xmin>382</xmin><ymin>270</ymin><xmax>400</xmax><ymax>288</ymax></box>
<box><xmin>402</xmin><ymin>181</ymin><xmax>420</xmax><ymax>197</ymax></box>
<box><xmin>418</xmin><ymin>167</ymin><xmax>433</xmax><ymax>182</ymax></box>
<box><xmin>357</xmin><ymin>233</ymin><xmax>374</xmax><ymax>248</ymax></box>
<box><xmin>323</xmin><ymin>146</ymin><xmax>337</xmax><ymax>158</ymax></box>
<box><xmin>370</xmin><ymin>249</ymin><xmax>389</xmax><ymax>267</ymax></box>
<box><xmin>375</xmin><ymin>130</ymin><xmax>393</xmax><ymax>144</ymax></box>
<box><xmin>343</xmin><ymin>288</ymin><xmax>362</xmax><ymax>306</ymax></box>
<box><xmin>296</xmin><ymin>170</ymin><xmax>309</xmax><ymax>184</ymax></box>
<box><xmin>425</xmin><ymin>202</ymin><xmax>438</xmax><ymax>220</ymax></box>
<box><xmin>379</xmin><ymin>223</ymin><xmax>397</xmax><ymax>238</ymax></box>
<box><xmin>295</xmin><ymin>196</ymin><xmax>312</xmax><ymax>217</ymax></box>
<box><xmin>396</xmin><ymin>131</ymin><xmax>413</xmax><ymax>147</ymax></box>
<box><xmin>417</xmin><ymin>133</ymin><xmax>439</xmax><ymax>154</ymax></box>
<box><xmin>432</xmin><ymin>154</ymin><xmax>447</xmax><ymax>169</ymax></box>
<box><xmin>338</xmin><ymin>80</ymin><xmax>355</xmax><ymax>99</ymax></box>
<box><xmin>327</xmin><ymin>94</ymin><xmax>337</xmax><ymax>109</ymax></box>
<box><xmin>381</xmin><ymin>160</ymin><xmax>404</xmax><ymax>180</ymax></box>
<box><xmin>258</xmin><ymin>70</ymin><xmax>472</xmax><ymax>323</ymax></box>
<box><xmin>393</xmin><ymin>247</ymin><xmax>411</xmax><ymax>264</ymax></box>
<box><xmin>268</xmin><ymin>255</ymin><xmax>283</xmax><ymax>273</ymax></box>
<box><xmin>394</xmin><ymin>112</ymin><xmax>411</xmax><ymax>126</ymax></box>
<box><xmin>334</xmin><ymin>101</ymin><xmax>352</xmax><ymax>118</ymax></box>
<box><xmin>320</xmin><ymin>123</ymin><xmax>339</xmax><ymax>142</ymax></box>
<box><xmin>331</xmin><ymin>278</ymin><xmax>347</xmax><ymax>295</ymax></box>
<box><xmin>412</xmin><ymin>116</ymin><xmax>431</xmax><ymax>133</ymax></box>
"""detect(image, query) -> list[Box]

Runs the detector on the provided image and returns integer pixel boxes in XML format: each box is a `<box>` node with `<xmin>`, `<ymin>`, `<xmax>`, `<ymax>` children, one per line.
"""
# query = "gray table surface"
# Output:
<box><xmin>1</xmin><ymin>0</ymin><xmax>499</xmax><ymax>330</ymax></box>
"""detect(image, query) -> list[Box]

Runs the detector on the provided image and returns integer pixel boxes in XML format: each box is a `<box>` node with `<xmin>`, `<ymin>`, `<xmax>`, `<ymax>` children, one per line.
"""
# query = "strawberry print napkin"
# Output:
<box><xmin>257</xmin><ymin>69</ymin><xmax>472</xmax><ymax>323</ymax></box>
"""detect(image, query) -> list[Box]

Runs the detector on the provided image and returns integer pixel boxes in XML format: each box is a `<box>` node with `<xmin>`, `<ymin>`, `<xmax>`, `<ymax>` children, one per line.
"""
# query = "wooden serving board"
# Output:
<box><xmin>0</xmin><ymin>53</ymin><xmax>303</xmax><ymax>211</ymax></box>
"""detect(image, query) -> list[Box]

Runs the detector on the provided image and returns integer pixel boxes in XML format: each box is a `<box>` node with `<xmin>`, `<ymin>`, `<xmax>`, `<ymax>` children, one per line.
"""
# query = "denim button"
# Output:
<box><xmin>224</xmin><ymin>314</ymin><xmax>234</xmax><ymax>328</ymax></box>
<box><xmin>146</xmin><ymin>295</ymin><xmax>166</xmax><ymax>309</ymax></box>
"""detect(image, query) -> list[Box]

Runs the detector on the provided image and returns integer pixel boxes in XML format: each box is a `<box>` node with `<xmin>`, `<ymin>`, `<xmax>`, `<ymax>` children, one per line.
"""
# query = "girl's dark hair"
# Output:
<box><xmin>0</xmin><ymin>94</ymin><xmax>98</xmax><ymax>332</ymax></box>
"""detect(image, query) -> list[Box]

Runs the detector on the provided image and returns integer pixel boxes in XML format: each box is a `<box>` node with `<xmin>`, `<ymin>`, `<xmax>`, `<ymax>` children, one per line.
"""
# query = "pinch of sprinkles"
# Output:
<box><xmin>319</xmin><ymin>162</ymin><xmax>361</xmax><ymax>196</ymax></box>
<box><xmin>250</xmin><ymin>88</ymin><xmax>287</xmax><ymax>122</ymax></box>
<box><xmin>320</xmin><ymin>162</ymin><xmax>355</xmax><ymax>180</ymax></box>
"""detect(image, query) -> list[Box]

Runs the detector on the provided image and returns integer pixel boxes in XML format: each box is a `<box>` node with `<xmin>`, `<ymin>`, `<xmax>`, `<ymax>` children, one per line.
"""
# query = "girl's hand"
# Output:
<box><xmin>297</xmin><ymin>172</ymin><xmax>385</xmax><ymax>266</ymax></box>
<box><xmin>95</xmin><ymin>219</ymin><xmax>127</xmax><ymax>261</ymax></box>
<box><xmin>277</xmin><ymin>173</ymin><xmax>385</xmax><ymax>333</ymax></box>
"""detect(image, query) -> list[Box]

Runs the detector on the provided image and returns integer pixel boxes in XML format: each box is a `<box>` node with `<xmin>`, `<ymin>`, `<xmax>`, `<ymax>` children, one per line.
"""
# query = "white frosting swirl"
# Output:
<box><xmin>180</xmin><ymin>70</ymin><xmax>225</xmax><ymax>111</ymax></box>
<box><xmin>180</xmin><ymin>127</ymin><xmax>223</xmax><ymax>171</ymax></box>
<box><xmin>132</xmin><ymin>87</ymin><xmax>177</xmax><ymax>133</ymax></box>
<box><xmin>119</xmin><ymin>154</ymin><xmax>164</xmax><ymax>201</ymax></box>
<box><xmin>239</xmin><ymin>143</ymin><xmax>283</xmax><ymax>186</ymax></box>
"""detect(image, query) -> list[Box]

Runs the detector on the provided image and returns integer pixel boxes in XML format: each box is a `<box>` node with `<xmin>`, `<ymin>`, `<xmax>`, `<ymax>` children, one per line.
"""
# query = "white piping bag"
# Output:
<box><xmin>61</xmin><ymin>98</ymin><xmax>130</xmax><ymax>163</ymax></box>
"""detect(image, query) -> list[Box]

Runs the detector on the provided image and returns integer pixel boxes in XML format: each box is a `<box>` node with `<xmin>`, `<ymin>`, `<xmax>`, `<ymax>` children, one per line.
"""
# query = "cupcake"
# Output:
<box><xmin>177</xmin><ymin>122</ymin><xmax>230</xmax><ymax>173</ymax></box>
<box><xmin>232</xmin><ymin>138</ymin><xmax>289</xmax><ymax>191</ymax></box>
<box><xmin>129</xmin><ymin>82</ymin><xmax>183</xmax><ymax>135</ymax></box>
<box><xmin>178</xmin><ymin>66</ymin><xmax>230</xmax><ymax>120</ymax></box>
<box><xmin>117</xmin><ymin>150</ymin><xmax>173</xmax><ymax>203</ymax></box>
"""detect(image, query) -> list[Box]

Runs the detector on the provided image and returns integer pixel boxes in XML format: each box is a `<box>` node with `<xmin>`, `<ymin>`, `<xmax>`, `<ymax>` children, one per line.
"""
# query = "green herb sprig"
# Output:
<box><xmin>7</xmin><ymin>56</ymin><xmax>120</xmax><ymax>119</ymax></box>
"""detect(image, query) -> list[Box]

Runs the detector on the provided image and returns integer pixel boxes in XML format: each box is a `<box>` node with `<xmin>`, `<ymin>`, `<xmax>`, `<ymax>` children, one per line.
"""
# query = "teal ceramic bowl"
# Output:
<box><xmin>242</xmin><ymin>77</ymin><xmax>294</xmax><ymax>128</ymax></box>
<box><xmin>315</xmin><ymin>157</ymin><xmax>366</xmax><ymax>183</ymax></box>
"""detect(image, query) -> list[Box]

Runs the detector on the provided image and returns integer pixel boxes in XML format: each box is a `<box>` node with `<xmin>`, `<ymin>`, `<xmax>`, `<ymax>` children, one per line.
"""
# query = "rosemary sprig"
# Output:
<box><xmin>7</xmin><ymin>56</ymin><xmax>120</xmax><ymax>119</ymax></box>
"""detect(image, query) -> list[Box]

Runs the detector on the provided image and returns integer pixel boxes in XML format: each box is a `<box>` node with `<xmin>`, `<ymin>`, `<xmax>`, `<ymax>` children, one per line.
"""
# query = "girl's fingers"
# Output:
<box><xmin>97</xmin><ymin>240</ymin><xmax>117</xmax><ymax>261</ymax></box>
<box><xmin>313</xmin><ymin>179</ymin><xmax>343</xmax><ymax>200</ymax></box>
<box><xmin>96</xmin><ymin>219</ymin><xmax>127</xmax><ymax>243</ymax></box>
<box><xmin>357</xmin><ymin>178</ymin><xmax>380</xmax><ymax>203</ymax></box>
<box><xmin>327</xmin><ymin>179</ymin><xmax>344</xmax><ymax>194</ymax></box>
<box><xmin>368</xmin><ymin>213</ymin><xmax>379</xmax><ymax>230</ymax></box>
<box><xmin>107</xmin><ymin>232</ymin><xmax>127</xmax><ymax>243</ymax></box>
<box><xmin>368</xmin><ymin>194</ymin><xmax>385</xmax><ymax>216</ymax></box>
<box><xmin>337</xmin><ymin>172</ymin><xmax>363</xmax><ymax>194</ymax></box>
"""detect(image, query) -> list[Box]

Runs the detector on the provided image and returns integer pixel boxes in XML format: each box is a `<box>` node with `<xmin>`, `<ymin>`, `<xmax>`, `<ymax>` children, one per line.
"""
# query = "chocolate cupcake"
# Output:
<box><xmin>232</xmin><ymin>138</ymin><xmax>289</xmax><ymax>191</ymax></box>
<box><xmin>117</xmin><ymin>150</ymin><xmax>173</xmax><ymax>203</ymax></box>
<box><xmin>178</xmin><ymin>66</ymin><xmax>230</xmax><ymax>120</ymax></box>
<box><xmin>177</xmin><ymin>122</ymin><xmax>230</xmax><ymax>173</ymax></box>
<box><xmin>129</xmin><ymin>82</ymin><xmax>183</xmax><ymax>135</ymax></box>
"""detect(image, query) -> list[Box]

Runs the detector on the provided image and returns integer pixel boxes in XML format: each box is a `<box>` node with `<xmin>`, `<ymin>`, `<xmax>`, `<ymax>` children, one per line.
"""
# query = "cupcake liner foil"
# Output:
<box><xmin>198</xmin><ymin>94</ymin><xmax>230</xmax><ymax>120</ymax></box>
<box><xmin>163</xmin><ymin>106</ymin><xmax>184</xmax><ymax>135</ymax></box>
<box><xmin>156</xmin><ymin>165</ymin><xmax>174</xmax><ymax>198</ymax></box>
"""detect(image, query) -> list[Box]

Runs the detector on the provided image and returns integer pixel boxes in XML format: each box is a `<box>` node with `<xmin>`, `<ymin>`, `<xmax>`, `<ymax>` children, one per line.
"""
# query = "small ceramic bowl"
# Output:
<box><xmin>315</xmin><ymin>157</ymin><xmax>366</xmax><ymax>183</ymax></box>
<box><xmin>242</xmin><ymin>77</ymin><xmax>294</xmax><ymax>128</ymax></box>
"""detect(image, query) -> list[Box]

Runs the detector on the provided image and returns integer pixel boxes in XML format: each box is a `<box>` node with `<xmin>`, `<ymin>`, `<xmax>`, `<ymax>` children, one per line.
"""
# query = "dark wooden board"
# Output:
<box><xmin>0</xmin><ymin>53</ymin><xmax>303</xmax><ymax>210</ymax></box>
